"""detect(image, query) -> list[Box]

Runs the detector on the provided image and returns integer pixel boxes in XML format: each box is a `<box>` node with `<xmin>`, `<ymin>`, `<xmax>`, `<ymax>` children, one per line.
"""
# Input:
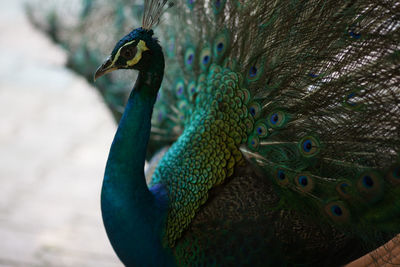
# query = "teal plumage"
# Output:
<box><xmin>151</xmin><ymin>66</ymin><xmax>249</xmax><ymax>246</ymax></box>
<box><xmin>29</xmin><ymin>0</ymin><xmax>399</xmax><ymax>265</ymax></box>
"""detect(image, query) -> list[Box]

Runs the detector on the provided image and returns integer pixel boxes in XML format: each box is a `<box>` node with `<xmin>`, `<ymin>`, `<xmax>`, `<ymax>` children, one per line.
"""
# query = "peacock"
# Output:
<box><xmin>32</xmin><ymin>0</ymin><xmax>400</xmax><ymax>265</ymax></box>
<box><xmin>90</xmin><ymin>0</ymin><xmax>400</xmax><ymax>265</ymax></box>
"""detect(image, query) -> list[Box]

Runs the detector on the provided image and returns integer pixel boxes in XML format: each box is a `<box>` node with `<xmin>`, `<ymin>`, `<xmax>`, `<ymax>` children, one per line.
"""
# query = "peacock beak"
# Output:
<box><xmin>94</xmin><ymin>57</ymin><xmax>117</xmax><ymax>81</ymax></box>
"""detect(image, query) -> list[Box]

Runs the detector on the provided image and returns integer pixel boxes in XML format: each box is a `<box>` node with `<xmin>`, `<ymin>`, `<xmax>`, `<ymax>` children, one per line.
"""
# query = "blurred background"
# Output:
<box><xmin>0</xmin><ymin>0</ymin><xmax>133</xmax><ymax>265</ymax></box>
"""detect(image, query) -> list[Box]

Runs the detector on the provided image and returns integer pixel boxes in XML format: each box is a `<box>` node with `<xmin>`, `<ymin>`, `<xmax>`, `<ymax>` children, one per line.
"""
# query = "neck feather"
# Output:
<box><xmin>101</xmin><ymin>53</ymin><xmax>174</xmax><ymax>266</ymax></box>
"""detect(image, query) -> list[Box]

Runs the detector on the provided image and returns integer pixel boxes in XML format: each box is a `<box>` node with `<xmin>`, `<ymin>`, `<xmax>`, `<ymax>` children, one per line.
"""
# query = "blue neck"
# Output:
<box><xmin>101</xmin><ymin>59</ymin><xmax>174</xmax><ymax>266</ymax></box>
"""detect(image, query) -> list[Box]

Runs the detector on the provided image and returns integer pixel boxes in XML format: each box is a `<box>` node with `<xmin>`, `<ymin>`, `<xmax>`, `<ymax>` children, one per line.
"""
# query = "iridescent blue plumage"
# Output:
<box><xmin>96</xmin><ymin>26</ymin><xmax>175</xmax><ymax>266</ymax></box>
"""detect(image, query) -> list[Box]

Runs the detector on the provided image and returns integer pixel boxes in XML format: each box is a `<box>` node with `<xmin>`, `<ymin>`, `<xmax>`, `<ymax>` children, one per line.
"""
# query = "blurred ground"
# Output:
<box><xmin>0</xmin><ymin>0</ymin><xmax>122</xmax><ymax>266</ymax></box>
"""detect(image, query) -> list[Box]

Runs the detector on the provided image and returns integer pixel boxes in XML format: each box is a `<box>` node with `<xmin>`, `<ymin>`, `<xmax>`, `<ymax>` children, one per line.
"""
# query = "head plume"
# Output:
<box><xmin>142</xmin><ymin>0</ymin><xmax>174</xmax><ymax>30</ymax></box>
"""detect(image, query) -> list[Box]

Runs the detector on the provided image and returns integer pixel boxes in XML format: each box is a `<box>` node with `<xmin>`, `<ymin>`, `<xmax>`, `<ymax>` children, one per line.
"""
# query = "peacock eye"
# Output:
<box><xmin>298</xmin><ymin>136</ymin><xmax>320</xmax><ymax>157</ymax></box>
<box><xmin>249</xmin><ymin>66</ymin><xmax>257</xmax><ymax>78</ymax></box>
<box><xmin>277</xmin><ymin>170</ymin><xmax>285</xmax><ymax>180</ymax></box>
<box><xmin>120</xmin><ymin>45</ymin><xmax>137</xmax><ymax>59</ymax></box>
<box><xmin>336</xmin><ymin>181</ymin><xmax>352</xmax><ymax>199</ymax></box>
<box><xmin>202</xmin><ymin>55</ymin><xmax>210</xmax><ymax>65</ymax></box>
<box><xmin>217</xmin><ymin>42</ymin><xmax>224</xmax><ymax>52</ymax></box>
<box><xmin>267</xmin><ymin>111</ymin><xmax>287</xmax><ymax>128</ymax></box>
<box><xmin>187</xmin><ymin>54</ymin><xmax>194</xmax><ymax>64</ymax></box>
<box><xmin>294</xmin><ymin>173</ymin><xmax>314</xmax><ymax>192</ymax></box>
<box><xmin>330</xmin><ymin>205</ymin><xmax>343</xmax><ymax>216</ymax></box>
<box><xmin>356</xmin><ymin>171</ymin><xmax>384</xmax><ymax>203</ymax></box>
<box><xmin>275</xmin><ymin>169</ymin><xmax>290</xmax><ymax>186</ymax></box>
<box><xmin>324</xmin><ymin>202</ymin><xmax>350</xmax><ymax>223</ymax></box>
<box><xmin>298</xmin><ymin>175</ymin><xmax>308</xmax><ymax>187</ymax></box>
<box><xmin>362</xmin><ymin>175</ymin><xmax>374</xmax><ymax>188</ymax></box>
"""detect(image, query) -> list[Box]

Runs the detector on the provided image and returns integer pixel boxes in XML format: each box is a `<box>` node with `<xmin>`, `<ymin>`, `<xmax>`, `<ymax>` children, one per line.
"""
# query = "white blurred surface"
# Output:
<box><xmin>0</xmin><ymin>0</ymin><xmax>121</xmax><ymax>266</ymax></box>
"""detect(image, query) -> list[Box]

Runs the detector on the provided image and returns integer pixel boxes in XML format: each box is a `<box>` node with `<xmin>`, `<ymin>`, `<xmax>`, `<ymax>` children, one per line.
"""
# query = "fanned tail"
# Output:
<box><xmin>152</xmin><ymin>0</ymin><xmax>400</xmax><ymax>252</ymax></box>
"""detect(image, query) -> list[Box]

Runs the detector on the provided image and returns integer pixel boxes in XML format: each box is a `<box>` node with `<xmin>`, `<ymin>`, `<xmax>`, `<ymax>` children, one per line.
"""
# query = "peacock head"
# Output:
<box><xmin>94</xmin><ymin>27</ymin><xmax>162</xmax><ymax>80</ymax></box>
